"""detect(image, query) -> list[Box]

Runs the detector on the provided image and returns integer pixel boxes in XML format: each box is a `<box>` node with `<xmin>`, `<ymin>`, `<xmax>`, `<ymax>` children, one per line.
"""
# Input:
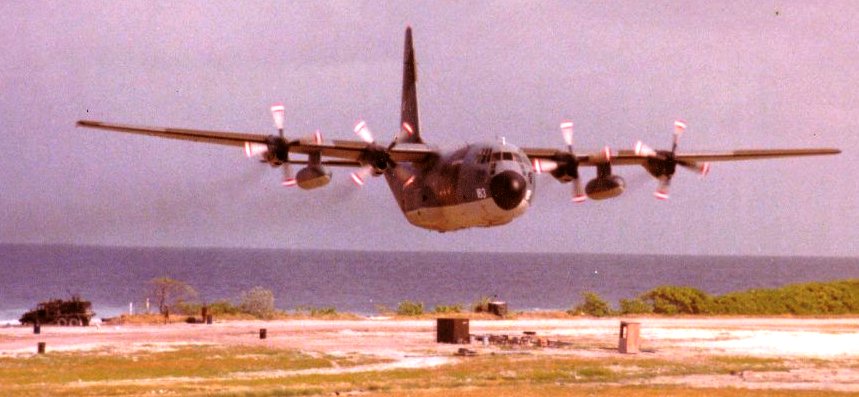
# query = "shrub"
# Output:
<box><xmin>569</xmin><ymin>291</ymin><xmax>612</xmax><ymax>317</ymax></box>
<box><xmin>295</xmin><ymin>306</ymin><xmax>338</xmax><ymax>316</ymax></box>
<box><xmin>239</xmin><ymin>286</ymin><xmax>276</xmax><ymax>319</ymax></box>
<box><xmin>472</xmin><ymin>296</ymin><xmax>492</xmax><ymax>313</ymax></box>
<box><xmin>207</xmin><ymin>300</ymin><xmax>242</xmax><ymax>315</ymax></box>
<box><xmin>619</xmin><ymin>298</ymin><xmax>653</xmax><ymax>315</ymax></box>
<box><xmin>396</xmin><ymin>300</ymin><xmax>424</xmax><ymax>316</ymax></box>
<box><xmin>177</xmin><ymin>300</ymin><xmax>242</xmax><ymax>316</ymax></box>
<box><xmin>709</xmin><ymin>280</ymin><xmax>859</xmax><ymax>315</ymax></box>
<box><xmin>433</xmin><ymin>304</ymin><xmax>463</xmax><ymax>314</ymax></box>
<box><xmin>640</xmin><ymin>286</ymin><xmax>714</xmax><ymax>315</ymax></box>
<box><xmin>147</xmin><ymin>277</ymin><xmax>198</xmax><ymax>317</ymax></box>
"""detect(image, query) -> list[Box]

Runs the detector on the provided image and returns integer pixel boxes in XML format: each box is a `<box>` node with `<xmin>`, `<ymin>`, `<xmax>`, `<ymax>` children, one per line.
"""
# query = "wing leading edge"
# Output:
<box><xmin>76</xmin><ymin>120</ymin><xmax>437</xmax><ymax>164</ymax></box>
<box><xmin>522</xmin><ymin>147</ymin><xmax>841</xmax><ymax>166</ymax></box>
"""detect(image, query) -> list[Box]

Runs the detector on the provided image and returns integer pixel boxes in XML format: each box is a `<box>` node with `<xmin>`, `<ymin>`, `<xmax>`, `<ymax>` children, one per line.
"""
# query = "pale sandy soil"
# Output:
<box><xmin>3</xmin><ymin>317</ymin><xmax>859</xmax><ymax>391</ymax></box>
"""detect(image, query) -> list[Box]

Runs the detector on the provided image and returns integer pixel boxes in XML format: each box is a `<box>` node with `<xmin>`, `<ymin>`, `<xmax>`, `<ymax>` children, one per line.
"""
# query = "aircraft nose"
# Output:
<box><xmin>489</xmin><ymin>170</ymin><xmax>527</xmax><ymax>210</ymax></box>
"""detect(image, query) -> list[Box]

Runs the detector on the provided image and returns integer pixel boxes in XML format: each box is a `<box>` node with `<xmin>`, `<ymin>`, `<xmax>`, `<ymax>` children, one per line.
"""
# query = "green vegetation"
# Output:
<box><xmin>239</xmin><ymin>286</ymin><xmax>277</xmax><ymax>319</ymax></box>
<box><xmin>619</xmin><ymin>298</ymin><xmax>652</xmax><ymax>315</ymax></box>
<box><xmin>396</xmin><ymin>300</ymin><xmax>425</xmax><ymax>316</ymax></box>
<box><xmin>433</xmin><ymin>303</ymin><xmax>464</xmax><ymax>314</ymax></box>
<box><xmin>0</xmin><ymin>346</ymin><xmax>843</xmax><ymax>397</ymax></box>
<box><xmin>569</xmin><ymin>291</ymin><xmax>612</xmax><ymax>317</ymax></box>
<box><xmin>295</xmin><ymin>305</ymin><xmax>338</xmax><ymax>316</ymax></box>
<box><xmin>641</xmin><ymin>286</ymin><xmax>714</xmax><ymax>315</ymax></box>
<box><xmin>472</xmin><ymin>295</ymin><xmax>492</xmax><ymax>313</ymax></box>
<box><xmin>147</xmin><ymin>278</ymin><xmax>287</xmax><ymax>320</ymax></box>
<box><xmin>580</xmin><ymin>280</ymin><xmax>859</xmax><ymax>316</ymax></box>
<box><xmin>147</xmin><ymin>277</ymin><xmax>198</xmax><ymax>317</ymax></box>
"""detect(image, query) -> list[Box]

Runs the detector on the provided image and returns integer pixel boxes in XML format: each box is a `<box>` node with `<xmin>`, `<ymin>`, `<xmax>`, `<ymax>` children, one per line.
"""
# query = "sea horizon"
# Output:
<box><xmin>2</xmin><ymin>243</ymin><xmax>858</xmax><ymax>324</ymax></box>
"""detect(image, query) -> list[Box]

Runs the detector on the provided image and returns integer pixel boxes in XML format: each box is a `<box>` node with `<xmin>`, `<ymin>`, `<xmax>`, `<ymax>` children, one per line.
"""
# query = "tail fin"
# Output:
<box><xmin>398</xmin><ymin>27</ymin><xmax>423</xmax><ymax>144</ymax></box>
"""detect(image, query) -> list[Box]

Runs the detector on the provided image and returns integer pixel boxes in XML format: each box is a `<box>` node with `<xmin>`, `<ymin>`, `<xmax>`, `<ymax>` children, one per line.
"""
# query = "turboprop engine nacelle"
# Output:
<box><xmin>295</xmin><ymin>165</ymin><xmax>332</xmax><ymax>190</ymax></box>
<box><xmin>585</xmin><ymin>175</ymin><xmax>625</xmax><ymax>200</ymax></box>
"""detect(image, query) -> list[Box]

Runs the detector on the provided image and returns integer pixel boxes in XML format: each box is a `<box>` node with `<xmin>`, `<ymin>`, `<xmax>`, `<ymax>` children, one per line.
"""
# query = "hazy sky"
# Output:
<box><xmin>2</xmin><ymin>1</ymin><xmax>856</xmax><ymax>256</ymax></box>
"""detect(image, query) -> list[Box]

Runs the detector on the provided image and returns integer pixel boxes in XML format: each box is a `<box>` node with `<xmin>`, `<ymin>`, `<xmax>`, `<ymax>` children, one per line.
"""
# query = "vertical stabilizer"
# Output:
<box><xmin>398</xmin><ymin>27</ymin><xmax>423</xmax><ymax>144</ymax></box>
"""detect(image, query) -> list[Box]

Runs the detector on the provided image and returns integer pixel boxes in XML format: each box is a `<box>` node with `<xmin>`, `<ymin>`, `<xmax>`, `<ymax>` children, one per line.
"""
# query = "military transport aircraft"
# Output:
<box><xmin>77</xmin><ymin>27</ymin><xmax>840</xmax><ymax>232</ymax></box>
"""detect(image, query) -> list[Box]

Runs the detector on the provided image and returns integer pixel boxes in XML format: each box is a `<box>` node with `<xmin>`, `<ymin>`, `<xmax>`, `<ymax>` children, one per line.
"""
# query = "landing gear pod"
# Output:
<box><xmin>585</xmin><ymin>175</ymin><xmax>625</xmax><ymax>200</ymax></box>
<box><xmin>296</xmin><ymin>165</ymin><xmax>332</xmax><ymax>190</ymax></box>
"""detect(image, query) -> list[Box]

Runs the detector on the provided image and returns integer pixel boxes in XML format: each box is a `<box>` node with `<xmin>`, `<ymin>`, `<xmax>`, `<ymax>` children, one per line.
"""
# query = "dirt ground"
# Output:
<box><xmin>3</xmin><ymin>317</ymin><xmax>859</xmax><ymax>391</ymax></box>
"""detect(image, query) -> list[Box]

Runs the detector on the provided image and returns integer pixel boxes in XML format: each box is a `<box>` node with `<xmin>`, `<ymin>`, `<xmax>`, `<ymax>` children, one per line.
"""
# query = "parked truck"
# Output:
<box><xmin>19</xmin><ymin>296</ymin><xmax>95</xmax><ymax>326</ymax></box>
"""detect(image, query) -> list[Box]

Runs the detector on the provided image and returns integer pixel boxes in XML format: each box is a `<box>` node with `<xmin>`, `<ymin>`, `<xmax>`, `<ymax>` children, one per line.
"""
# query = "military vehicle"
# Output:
<box><xmin>19</xmin><ymin>296</ymin><xmax>95</xmax><ymax>326</ymax></box>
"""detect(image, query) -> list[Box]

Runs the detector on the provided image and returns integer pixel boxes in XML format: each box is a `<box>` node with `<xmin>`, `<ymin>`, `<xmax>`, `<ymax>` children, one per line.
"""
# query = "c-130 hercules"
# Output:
<box><xmin>78</xmin><ymin>27</ymin><xmax>839</xmax><ymax>232</ymax></box>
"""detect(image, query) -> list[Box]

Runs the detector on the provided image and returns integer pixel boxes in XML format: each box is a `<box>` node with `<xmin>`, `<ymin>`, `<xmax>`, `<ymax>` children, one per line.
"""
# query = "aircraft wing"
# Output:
<box><xmin>521</xmin><ymin>147</ymin><xmax>841</xmax><ymax>166</ymax></box>
<box><xmin>76</xmin><ymin>120</ymin><xmax>437</xmax><ymax>164</ymax></box>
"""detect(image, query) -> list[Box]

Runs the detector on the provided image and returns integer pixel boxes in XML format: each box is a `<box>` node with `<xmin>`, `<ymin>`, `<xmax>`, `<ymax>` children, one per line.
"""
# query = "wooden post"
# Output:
<box><xmin>37</xmin><ymin>342</ymin><xmax>46</xmax><ymax>354</ymax></box>
<box><xmin>34</xmin><ymin>323</ymin><xmax>40</xmax><ymax>334</ymax></box>
<box><xmin>259</xmin><ymin>328</ymin><xmax>267</xmax><ymax>339</ymax></box>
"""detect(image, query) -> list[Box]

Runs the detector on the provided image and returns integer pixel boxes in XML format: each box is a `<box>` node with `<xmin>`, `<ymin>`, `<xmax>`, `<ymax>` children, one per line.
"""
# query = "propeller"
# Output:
<box><xmin>635</xmin><ymin>119</ymin><xmax>710</xmax><ymax>200</ymax></box>
<box><xmin>271</xmin><ymin>103</ymin><xmax>295</xmax><ymax>187</ymax></box>
<box><xmin>242</xmin><ymin>103</ymin><xmax>307</xmax><ymax>187</ymax></box>
<box><xmin>531</xmin><ymin>120</ymin><xmax>590</xmax><ymax>203</ymax></box>
<box><xmin>349</xmin><ymin>120</ymin><xmax>414</xmax><ymax>188</ymax></box>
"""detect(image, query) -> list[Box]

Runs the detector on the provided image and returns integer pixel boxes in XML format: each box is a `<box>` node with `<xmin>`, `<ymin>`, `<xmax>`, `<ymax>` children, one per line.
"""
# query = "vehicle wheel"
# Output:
<box><xmin>69</xmin><ymin>317</ymin><xmax>81</xmax><ymax>326</ymax></box>
<box><xmin>57</xmin><ymin>318</ymin><xmax>68</xmax><ymax>326</ymax></box>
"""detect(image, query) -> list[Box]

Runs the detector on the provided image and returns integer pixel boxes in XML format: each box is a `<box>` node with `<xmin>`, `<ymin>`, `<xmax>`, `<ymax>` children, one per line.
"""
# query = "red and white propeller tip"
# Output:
<box><xmin>674</xmin><ymin>119</ymin><xmax>687</xmax><ymax>136</ymax></box>
<box><xmin>532</xmin><ymin>158</ymin><xmax>558</xmax><ymax>174</ymax></box>
<box><xmin>653</xmin><ymin>189</ymin><xmax>670</xmax><ymax>200</ymax></box>
<box><xmin>700</xmin><ymin>162</ymin><xmax>711</xmax><ymax>177</ymax></box>
<box><xmin>402</xmin><ymin>122</ymin><xmax>414</xmax><ymax>136</ymax></box>
<box><xmin>271</xmin><ymin>103</ymin><xmax>285</xmax><ymax>130</ymax></box>
<box><xmin>350</xmin><ymin>166</ymin><xmax>372</xmax><ymax>187</ymax></box>
<box><xmin>560</xmin><ymin>120</ymin><xmax>574</xmax><ymax>146</ymax></box>
<box><xmin>634</xmin><ymin>141</ymin><xmax>657</xmax><ymax>157</ymax></box>
<box><xmin>572</xmin><ymin>182</ymin><xmax>587</xmax><ymax>203</ymax></box>
<box><xmin>353</xmin><ymin>120</ymin><xmax>375</xmax><ymax>143</ymax></box>
<box><xmin>282</xmin><ymin>178</ymin><xmax>297</xmax><ymax>187</ymax></box>
<box><xmin>244</xmin><ymin>142</ymin><xmax>268</xmax><ymax>158</ymax></box>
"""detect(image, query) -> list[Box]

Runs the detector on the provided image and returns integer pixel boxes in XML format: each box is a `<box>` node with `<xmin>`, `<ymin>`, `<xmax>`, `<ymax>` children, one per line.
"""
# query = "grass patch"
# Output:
<box><xmin>0</xmin><ymin>346</ymin><xmax>829</xmax><ymax>397</ymax></box>
<box><xmin>0</xmin><ymin>345</ymin><xmax>332</xmax><ymax>385</ymax></box>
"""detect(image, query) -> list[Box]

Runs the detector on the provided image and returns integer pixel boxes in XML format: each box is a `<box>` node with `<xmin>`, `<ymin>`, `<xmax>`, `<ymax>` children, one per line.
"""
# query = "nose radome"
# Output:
<box><xmin>490</xmin><ymin>170</ymin><xmax>527</xmax><ymax>210</ymax></box>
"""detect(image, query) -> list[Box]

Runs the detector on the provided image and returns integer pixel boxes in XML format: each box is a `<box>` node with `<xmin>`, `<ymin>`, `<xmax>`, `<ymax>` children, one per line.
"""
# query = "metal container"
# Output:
<box><xmin>436</xmin><ymin>318</ymin><xmax>470</xmax><ymax>344</ymax></box>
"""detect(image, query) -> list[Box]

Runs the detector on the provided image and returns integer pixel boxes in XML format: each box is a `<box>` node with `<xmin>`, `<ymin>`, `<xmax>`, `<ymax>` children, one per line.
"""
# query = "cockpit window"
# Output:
<box><xmin>490</xmin><ymin>151</ymin><xmax>515</xmax><ymax>162</ymax></box>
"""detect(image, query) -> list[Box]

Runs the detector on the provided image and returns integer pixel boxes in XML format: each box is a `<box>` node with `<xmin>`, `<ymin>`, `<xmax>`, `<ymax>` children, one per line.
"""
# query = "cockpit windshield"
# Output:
<box><xmin>490</xmin><ymin>151</ymin><xmax>514</xmax><ymax>162</ymax></box>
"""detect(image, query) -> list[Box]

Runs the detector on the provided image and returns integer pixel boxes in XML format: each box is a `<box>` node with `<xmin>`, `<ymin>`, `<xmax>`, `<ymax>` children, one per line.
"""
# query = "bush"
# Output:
<box><xmin>177</xmin><ymin>300</ymin><xmax>242</xmax><ymax>316</ymax></box>
<box><xmin>433</xmin><ymin>304</ymin><xmax>463</xmax><ymax>314</ymax></box>
<box><xmin>295</xmin><ymin>306</ymin><xmax>338</xmax><ymax>316</ymax></box>
<box><xmin>619</xmin><ymin>298</ymin><xmax>653</xmax><ymax>315</ymax></box>
<box><xmin>569</xmin><ymin>291</ymin><xmax>612</xmax><ymax>317</ymax></box>
<box><xmin>709</xmin><ymin>280</ymin><xmax>859</xmax><ymax>315</ymax></box>
<box><xmin>239</xmin><ymin>286</ymin><xmax>276</xmax><ymax>319</ymax></box>
<box><xmin>147</xmin><ymin>277</ymin><xmax>198</xmax><ymax>317</ymax></box>
<box><xmin>472</xmin><ymin>296</ymin><xmax>492</xmax><ymax>313</ymax></box>
<box><xmin>640</xmin><ymin>286</ymin><xmax>714</xmax><ymax>315</ymax></box>
<box><xmin>396</xmin><ymin>300</ymin><xmax>424</xmax><ymax>316</ymax></box>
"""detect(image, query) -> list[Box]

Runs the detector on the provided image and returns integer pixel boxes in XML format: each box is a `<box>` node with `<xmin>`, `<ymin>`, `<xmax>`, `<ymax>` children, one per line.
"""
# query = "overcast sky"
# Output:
<box><xmin>1</xmin><ymin>1</ymin><xmax>856</xmax><ymax>256</ymax></box>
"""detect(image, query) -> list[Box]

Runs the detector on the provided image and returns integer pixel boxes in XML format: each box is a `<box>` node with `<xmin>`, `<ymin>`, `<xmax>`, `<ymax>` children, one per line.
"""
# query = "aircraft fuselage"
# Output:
<box><xmin>385</xmin><ymin>141</ymin><xmax>535</xmax><ymax>232</ymax></box>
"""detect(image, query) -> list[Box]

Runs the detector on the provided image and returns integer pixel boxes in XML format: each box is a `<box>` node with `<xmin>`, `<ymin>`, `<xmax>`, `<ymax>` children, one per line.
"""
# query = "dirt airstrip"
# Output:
<box><xmin>2</xmin><ymin>317</ymin><xmax>859</xmax><ymax>392</ymax></box>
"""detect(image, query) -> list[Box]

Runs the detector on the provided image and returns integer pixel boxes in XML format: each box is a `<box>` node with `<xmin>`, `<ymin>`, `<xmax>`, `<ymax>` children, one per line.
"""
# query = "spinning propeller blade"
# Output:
<box><xmin>350</xmin><ymin>165</ymin><xmax>373</xmax><ymax>187</ymax></box>
<box><xmin>354</xmin><ymin>120</ymin><xmax>375</xmax><ymax>143</ymax></box>
<box><xmin>636</xmin><ymin>119</ymin><xmax>708</xmax><ymax>199</ymax></box>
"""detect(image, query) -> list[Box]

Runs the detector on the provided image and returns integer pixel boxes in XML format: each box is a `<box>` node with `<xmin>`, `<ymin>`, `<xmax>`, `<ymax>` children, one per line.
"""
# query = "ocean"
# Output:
<box><xmin>2</xmin><ymin>244</ymin><xmax>858</xmax><ymax>323</ymax></box>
